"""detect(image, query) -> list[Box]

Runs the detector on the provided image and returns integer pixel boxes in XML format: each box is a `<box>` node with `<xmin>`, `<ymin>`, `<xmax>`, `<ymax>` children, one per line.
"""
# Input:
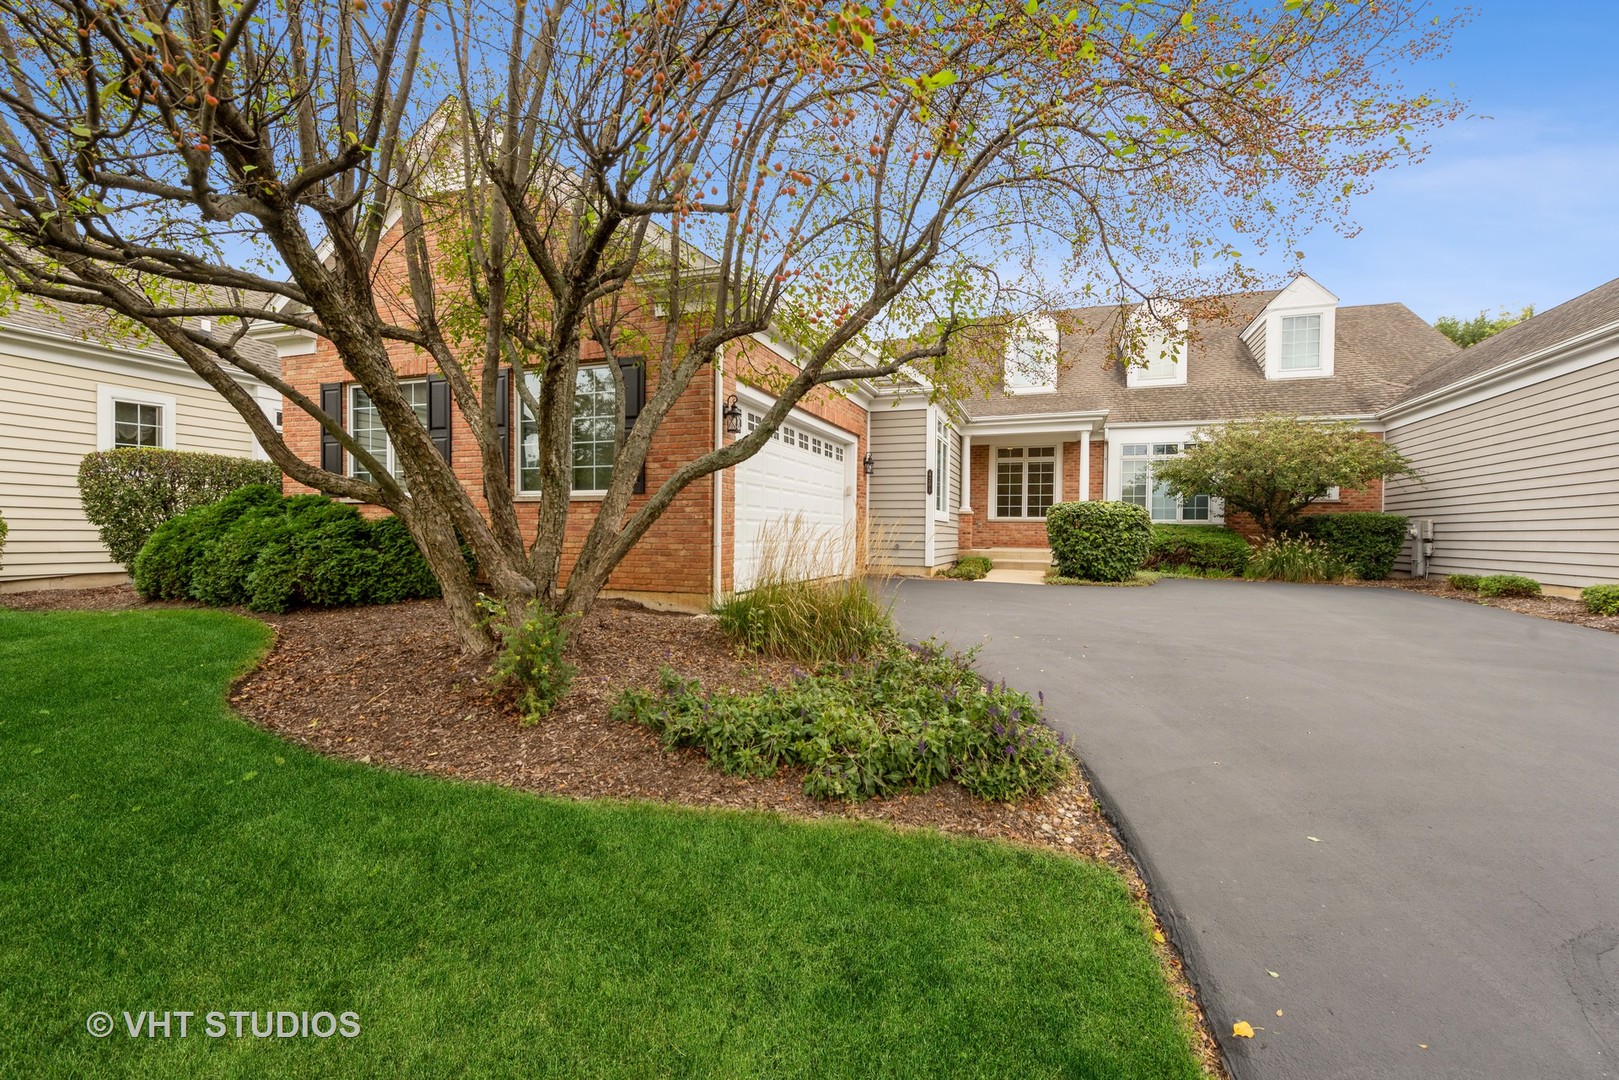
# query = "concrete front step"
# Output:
<box><xmin>961</xmin><ymin>547</ymin><xmax>1054</xmax><ymax>573</ymax></box>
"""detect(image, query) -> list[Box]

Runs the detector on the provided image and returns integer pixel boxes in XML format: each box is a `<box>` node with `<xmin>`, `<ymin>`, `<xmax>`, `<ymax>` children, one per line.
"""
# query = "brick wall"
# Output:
<box><xmin>965</xmin><ymin>439</ymin><xmax>1086</xmax><ymax>549</ymax></box>
<box><xmin>1223</xmin><ymin>477</ymin><xmax>1384</xmax><ymax>539</ymax></box>
<box><xmin>278</xmin><ymin>230</ymin><xmax>867</xmax><ymax>606</ymax></box>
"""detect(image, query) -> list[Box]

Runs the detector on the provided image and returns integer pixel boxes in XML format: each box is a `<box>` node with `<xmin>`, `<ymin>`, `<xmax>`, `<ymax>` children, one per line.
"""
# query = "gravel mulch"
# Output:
<box><xmin>2</xmin><ymin>582</ymin><xmax>1225</xmax><ymax>1075</ymax></box>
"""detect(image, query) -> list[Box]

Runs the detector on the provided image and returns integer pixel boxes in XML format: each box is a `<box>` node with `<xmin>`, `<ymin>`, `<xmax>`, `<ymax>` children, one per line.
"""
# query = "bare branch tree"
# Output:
<box><xmin>0</xmin><ymin>0</ymin><xmax>1462</xmax><ymax>652</ymax></box>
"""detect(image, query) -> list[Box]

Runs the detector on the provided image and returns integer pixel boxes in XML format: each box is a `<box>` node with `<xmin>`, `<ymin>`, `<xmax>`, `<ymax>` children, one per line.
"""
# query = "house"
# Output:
<box><xmin>268</xmin><ymin>303</ymin><xmax>870</xmax><ymax>612</ymax></box>
<box><xmin>866</xmin><ymin>275</ymin><xmax>1461</xmax><ymax>572</ymax></box>
<box><xmin>0</xmin><ymin>299</ymin><xmax>282</xmax><ymax>592</ymax></box>
<box><xmin>1381</xmin><ymin>276</ymin><xmax>1619</xmax><ymax>591</ymax></box>
<box><xmin>265</xmin><ymin>270</ymin><xmax>1470</xmax><ymax>605</ymax></box>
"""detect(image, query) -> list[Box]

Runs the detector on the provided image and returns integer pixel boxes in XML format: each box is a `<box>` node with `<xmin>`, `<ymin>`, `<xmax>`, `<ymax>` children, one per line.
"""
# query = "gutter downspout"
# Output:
<box><xmin>711</xmin><ymin>344</ymin><xmax>725</xmax><ymax>608</ymax></box>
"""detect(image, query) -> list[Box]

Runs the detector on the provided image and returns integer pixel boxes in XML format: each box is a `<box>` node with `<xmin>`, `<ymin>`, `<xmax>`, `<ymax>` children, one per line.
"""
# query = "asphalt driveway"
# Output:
<box><xmin>893</xmin><ymin>578</ymin><xmax>1619</xmax><ymax>1080</ymax></box>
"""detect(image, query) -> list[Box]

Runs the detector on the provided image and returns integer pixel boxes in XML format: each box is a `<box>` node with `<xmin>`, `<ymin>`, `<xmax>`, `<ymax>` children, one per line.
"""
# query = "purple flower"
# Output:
<box><xmin>992</xmin><ymin>723</ymin><xmax>1005</xmax><ymax>737</ymax></box>
<box><xmin>1038</xmin><ymin>690</ymin><xmax>1045</xmax><ymax>706</ymax></box>
<box><xmin>1004</xmin><ymin>745</ymin><xmax>1016</xmax><ymax>756</ymax></box>
<box><xmin>916</xmin><ymin>738</ymin><xmax>928</xmax><ymax>753</ymax></box>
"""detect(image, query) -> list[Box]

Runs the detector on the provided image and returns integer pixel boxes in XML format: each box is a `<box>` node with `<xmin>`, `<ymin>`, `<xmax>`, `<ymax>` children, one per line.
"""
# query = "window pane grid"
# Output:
<box><xmin>113</xmin><ymin>401</ymin><xmax>161</xmax><ymax>448</ymax></box>
<box><xmin>994</xmin><ymin>446</ymin><xmax>1055</xmax><ymax>518</ymax></box>
<box><xmin>1280</xmin><ymin>314</ymin><xmax>1322</xmax><ymax>370</ymax></box>
<box><xmin>1121</xmin><ymin>441</ymin><xmax>1214</xmax><ymax>523</ymax></box>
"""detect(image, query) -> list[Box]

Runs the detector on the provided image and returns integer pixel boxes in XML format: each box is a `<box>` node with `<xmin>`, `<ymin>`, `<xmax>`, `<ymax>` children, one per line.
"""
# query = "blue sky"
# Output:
<box><xmin>1284</xmin><ymin>1</ymin><xmax>1619</xmax><ymax>321</ymax></box>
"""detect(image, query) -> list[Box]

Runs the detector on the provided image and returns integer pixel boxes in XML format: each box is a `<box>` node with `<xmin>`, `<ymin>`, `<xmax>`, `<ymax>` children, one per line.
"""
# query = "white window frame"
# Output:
<box><xmin>1124</xmin><ymin>303</ymin><xmax>1189</xmax><ymax>388</ymax></box>
<box><xmin>517</xmin><ymin>366</ymin><xmax>620</xmax><ymax>499</ymax></box>
<box><xmin>1278</xmin><ymin>313</ymin><xmax>1324</xmax><ymax>372</ymax></box>
<box><xmin>989</xmin><ymin>444</ymin><xmax>1061</xmax><ymax>521</ymax></box>
<box><xmin>931</xmin><ymin>419</ymin><xmax>952</xmax><ymax>520</ymax></box>
<box><xmin>348</xmin><ymin>378</ymin><xmax>429</xmax><ymax>481</ymax></box>
<box><xmin>1249</xmin><ymin>276</ymin><xmax>1337</xmax><ymax>381</ymax></box>
<box><xmin>1119</xmin><ymin>441</ymin><xmax>1217</xmax><ymax>524</ymax></box>
<box><xmin>1106</xmin><ymin>427</ymin><xmax>1225</xmax><ymax>524</ymax></box>
<box><xmin>1003</xmin><ymin>316</ymin><xmax>1058</xmax><ymax>395</ymax></box>
<box><xmin>96</xmin><ymin>384</ymin><xmax>176</xmax><ymax>451</ymax></box>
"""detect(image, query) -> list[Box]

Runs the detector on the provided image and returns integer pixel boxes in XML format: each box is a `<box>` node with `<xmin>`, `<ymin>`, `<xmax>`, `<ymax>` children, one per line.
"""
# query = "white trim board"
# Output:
<box><xmin>96</xmin><ymin>384</ymin><xmax>177</xmax><ymax>451</ymax></box>
<box><xmin>1380</xmin><ymin>323</ymin><xmax>1619</xmax><ymax>427</ymax></box>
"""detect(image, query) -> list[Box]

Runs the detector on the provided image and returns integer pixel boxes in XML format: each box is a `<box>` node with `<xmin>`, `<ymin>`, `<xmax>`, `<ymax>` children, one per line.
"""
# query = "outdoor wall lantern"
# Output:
<box><xmin>722</xmin><ymin>395</ymin><xmax>743</xmax><ymax>435</ymax></box>
<box><xmin>863</xmin><ymin>453</ymin><xmax>875</xmax><ymax>476</ymax></box>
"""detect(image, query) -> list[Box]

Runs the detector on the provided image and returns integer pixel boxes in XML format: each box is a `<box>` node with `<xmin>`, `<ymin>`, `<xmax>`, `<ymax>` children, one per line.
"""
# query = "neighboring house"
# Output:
<box><xmin>1381</xmin><ymin>276</ymin><xmax>1619</xmax><ymax>589</ymax></box>
<box><xmin>0</xmin><ymin>299</ymin><xmax>282</xmax><ymax>592</ymax></box>
<box><xmin>866</xmin><ymin>275</ymin><xmax>1461</xmax><ymax>571</ymax></box>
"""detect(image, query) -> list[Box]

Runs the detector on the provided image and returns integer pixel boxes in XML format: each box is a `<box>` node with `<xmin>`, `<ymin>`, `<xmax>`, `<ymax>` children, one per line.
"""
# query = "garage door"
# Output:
<box><xmin>734</xmin><ymin>403</ymin><xmax>855</xmax><ymax>592</ymax></box>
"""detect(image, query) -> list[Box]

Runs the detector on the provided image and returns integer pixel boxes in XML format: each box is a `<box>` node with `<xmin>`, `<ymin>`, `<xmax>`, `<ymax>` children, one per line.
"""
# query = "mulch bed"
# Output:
<box><xmin>2</xmin><ymin>582</ymin><xmax>1226</xmax><ymax>1074</ymax></box>
<box><xmin>1340</xmin><ymin>576</ymin><xmax>1619</xmax><ymax>633</ymax></box>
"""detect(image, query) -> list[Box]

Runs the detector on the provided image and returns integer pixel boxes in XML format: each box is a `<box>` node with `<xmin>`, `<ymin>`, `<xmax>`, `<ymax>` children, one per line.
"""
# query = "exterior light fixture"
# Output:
<box><xmin>722</xmin><ymin>395</ymin><xmax>743</xmax><ymax>435</ymax></box>
<box><xmin>863</xmin><ymin>453</ymin><xmax>875</xmax><ymax>476</ymax></box>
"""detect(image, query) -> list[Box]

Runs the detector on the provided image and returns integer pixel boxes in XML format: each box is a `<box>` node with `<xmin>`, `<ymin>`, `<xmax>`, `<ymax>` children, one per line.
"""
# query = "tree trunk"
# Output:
<box><xmin>403</xmin><ymin>505</ymin><xmax>495</xmax><ymax>657</ymax></box>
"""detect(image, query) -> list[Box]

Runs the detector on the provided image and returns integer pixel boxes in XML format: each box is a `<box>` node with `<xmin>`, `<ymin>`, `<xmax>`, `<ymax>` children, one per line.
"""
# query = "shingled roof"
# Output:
<box><xmin>1393</xmin><ymin>275</ymin><xmax>1619</xmax><ymax>405</ymax></box>
<box><xmin>0</xmin><ymin>292</ymin><xmax>282</xmax><ymax>378</ymax></box>
<box><xmin>961</xmin><ymin>290</ymin><xmax>1459</xmax><ymax>424</ymax></box>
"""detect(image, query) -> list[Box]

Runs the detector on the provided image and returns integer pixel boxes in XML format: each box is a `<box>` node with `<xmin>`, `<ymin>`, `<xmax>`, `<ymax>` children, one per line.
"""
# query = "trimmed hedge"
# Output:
<box><xmin>1447</xmin><ymin>574</ymin><xmax>1482</xmax><ymax>592</ymax></box>
<box><xmin>1294</xmin><ymin>512</ymin><xmax>1408</xmax><ymax>580</ymax></box>
<box><xmin>1046</xmin><ymin>501</ymin><xmax>1152</xmax><ymax>582</ymax></box>
<box><xmin>1476</xmin><ymin>574</ymin><xmax>1541</xmax><ymax>599</ymax></box>
<box><xmin>79</xmin><ymin>448</ymin><xmax>281</xmax><ymax>566</ymax></box>
<box><xmin>1582</xmin><ymin>584</ymin><xmax>1619</xmax><ymax>616</ymax></box>
<box><xmin>132</xmin><ymin>486</ymin><xmax>440</xmax><ymax>612</ymax></box>
<box><xmin>1143</xmin><ymin>524</ymin><xmax>1251</xmax><ymax>575</ymax></box>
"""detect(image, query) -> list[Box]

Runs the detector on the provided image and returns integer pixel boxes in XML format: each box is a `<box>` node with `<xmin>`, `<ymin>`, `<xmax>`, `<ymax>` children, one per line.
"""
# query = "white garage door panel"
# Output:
<box><xmin>734</xmin><ymin>406</ymin><xmax>854</xmax><ymax>592</ymax></box>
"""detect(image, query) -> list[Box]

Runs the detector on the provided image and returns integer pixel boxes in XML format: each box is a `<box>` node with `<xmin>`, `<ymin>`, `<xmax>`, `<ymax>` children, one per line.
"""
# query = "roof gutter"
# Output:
<box><xmin>1380</xmin><ymin>318</ymin><xmax>1619</xmax><ymax>423</ymax></box>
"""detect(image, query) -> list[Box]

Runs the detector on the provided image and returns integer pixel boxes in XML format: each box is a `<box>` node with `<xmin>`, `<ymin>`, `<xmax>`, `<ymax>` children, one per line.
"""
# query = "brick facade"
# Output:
<box><xmin>277</xmin><ymin>233</ymin><xmax>866</xmax><ymax>609</ymax></box>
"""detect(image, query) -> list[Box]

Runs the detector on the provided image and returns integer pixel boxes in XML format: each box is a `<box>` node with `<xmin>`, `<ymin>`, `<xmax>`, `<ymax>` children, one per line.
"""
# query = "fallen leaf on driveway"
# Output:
<box><xmin>1307</xmin><ymin>836</ymin><xmax>1321</xmax><ymax>842</ymax></box>
<box><xmin>1268</xmin><ymin>970</ymin><xmax>1279</xmax><ymax>978</ymax></box>
<box><xmin>1232</xmin><ymin>1022</ymin><xmax>1255</xmax><ymax>1038</ymax></box>
<box><xmin>1419</xmin><ymin>1044</ymin><xmax>1428</xmax><ymax>1050</ymax></box>
<box><xmin>1276</xmin><ymin>1010</ymin><xmax>1284</xmax><ymax>1017</ymax></box>
<box><xmin>1153</xmin><ymin>930</ymin><xmax>1165</xmax><ymax>944</ymax></box>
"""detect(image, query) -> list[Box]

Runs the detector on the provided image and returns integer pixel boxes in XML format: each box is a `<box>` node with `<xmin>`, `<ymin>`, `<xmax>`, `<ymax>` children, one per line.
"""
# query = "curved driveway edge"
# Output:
<box><xmin>893</xmin><ymin>577</ymin><xmax>1619</xmax><ymax>1080</ymax></box>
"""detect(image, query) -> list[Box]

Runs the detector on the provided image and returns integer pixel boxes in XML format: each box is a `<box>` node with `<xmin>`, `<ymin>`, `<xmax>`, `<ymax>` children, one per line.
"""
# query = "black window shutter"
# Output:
<box><xmin>319</xmin><ymin>382</ymin><xmax>343</xmax><ymax>474</ymax></box>
<box><xmin>618</xmin><ymin>356</ymin><xmax>646</xmax><ymax>494</ymax></box>
<box><xmin>426</xmin><ymin>375</ymin><xmax>452</xmax><ymax>464</ymax></box>
<box><xmin>496</xmin><ymin>367</ymin><xmax>511</xmax><ymax>472</ymax></box>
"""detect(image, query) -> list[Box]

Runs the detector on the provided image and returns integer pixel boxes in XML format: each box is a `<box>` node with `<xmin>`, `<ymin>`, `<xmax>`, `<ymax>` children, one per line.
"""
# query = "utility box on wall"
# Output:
<box><xmin>1407</xmin><ymin>519</ymin><xmax>1434</xmax><ymax>578</ymax></box>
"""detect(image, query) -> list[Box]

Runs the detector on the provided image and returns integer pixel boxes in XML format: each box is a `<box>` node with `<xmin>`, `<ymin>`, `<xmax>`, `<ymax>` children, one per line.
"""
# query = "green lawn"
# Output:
<box><xmin>0</xmin><ymin>608</ymin><xmax>1203</xmax><ymax>1079</ymax></box>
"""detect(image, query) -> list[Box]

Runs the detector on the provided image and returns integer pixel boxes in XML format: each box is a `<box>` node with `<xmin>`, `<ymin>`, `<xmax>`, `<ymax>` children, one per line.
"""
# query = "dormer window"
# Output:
<box><xmin>1004</xmin><ymin>316</ymin><xmax>1058</xmax><ymax>394</ymax></box>
<box><xmin>1279</xmin><ymin>314</ymin><xmax>1322</xmax><ymax>371</ymax></box>
<box><xmin>1124</xmin><ymin>302</ymin><xmax>1188</xmax><ymax>387</ymax></box>
<box><xmin>1243</xmin><ymin>273</ymin><xmax>1337</xmax><ymax>380</ymax></box>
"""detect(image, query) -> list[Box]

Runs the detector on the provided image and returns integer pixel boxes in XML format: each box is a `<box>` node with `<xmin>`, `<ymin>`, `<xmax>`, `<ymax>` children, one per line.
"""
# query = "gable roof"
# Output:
<box><xmin>0</xmin><ymin>293</ymin><xmax>281</xmax><ymax>379</ymax></box>
<box><xmin>961</xmin><ymin>291</ymin><xmax>1458</xmax><ymax>424</ymax></box>
<box><xmin>1393</xmin><ymin>275</ymin><xmax>1619</xmax><ymax>405</ymax></box>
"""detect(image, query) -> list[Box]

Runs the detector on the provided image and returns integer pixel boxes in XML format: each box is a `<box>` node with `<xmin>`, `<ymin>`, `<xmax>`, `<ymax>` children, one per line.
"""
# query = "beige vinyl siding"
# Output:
<box><xmin>1384</xmin><ymin>354</ymin><xmax>1619</xmax><ymax>586</ymax></box>
<box><xmin>0</xmin><ymin>349</ymin><xmax>263</xmax><ymax>584</ymax></box>
<box><xmin>867</xmin><ymin>406</ymin><xmax>927</xmax><ymax>567</ymax></box>
<box><xmin>932</xmin><ymin>427</ymin><xmax>960</xmax><ymax>565</ymax></box>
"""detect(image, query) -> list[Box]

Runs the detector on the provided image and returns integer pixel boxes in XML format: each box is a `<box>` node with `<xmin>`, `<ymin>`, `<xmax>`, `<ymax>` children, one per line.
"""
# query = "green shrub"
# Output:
<box><xmin>611</xmin><ymin>641</ymin><xmax>1071</xmax><ymax>803</ymax></box>
<box><xmin>1243</xmin><ymin>537</ymin><xmax>1348</xmax><ymax>583</ymax></box>
<box><xmin>1294</xmin><ymin>512</ymin><xmax>1408</xmax><ymax>580</ymax></box>
<box><xmin>0</xmin><ymin>508</ymin><xmax>7</xmax><ymax>573</ymax></box>
<box><xmin>133</xmin><ymin>484</ymin><xmax>284</xmax><ymax>599</ymax></box>
<box><xmin>79</xmin><ymin>448</ymin><xmax>280</xmax><ymax>566</ymax></box>
<box><xmin>490</xmin><ymin>600</ymin><xmax>578</xmax><ymax>723</ymax></box>
<box><xmin>1046</xmin><ymin>501</ymin><xmax>1152</xmax><ymax>583</ymax></box>
<box><xmin>1476</xmin><ymin>574</ymin><xmax>1541</xmax><ymax>599</ymax></box>
<box><xmin>1143</xmin><ymin>524</ymin><xmax>1251</xmax><ymax>574</ymax></box>
<box><xmin>941</xmin><ymin>556</ymin><xmax>992</xmax><ymax>580</ymax></box>
<box><xmin>1447</xmin><ymin>574</ymin><xmax>1482</xmax><ymax>592</ymax></box>
<box><xmin>716</xmin><ymin>577</ymin><xmax>894</xmax><ymax>664</ymax></box>
<box><xmin>132</xmin><ymin>489</ymin><xmax>439</xmax><ymax>612</ymax></box>
<box><xmin>1581</xmin><ymin>584</ymin><xmax>1619</xmax><ymax>616</ymax></box>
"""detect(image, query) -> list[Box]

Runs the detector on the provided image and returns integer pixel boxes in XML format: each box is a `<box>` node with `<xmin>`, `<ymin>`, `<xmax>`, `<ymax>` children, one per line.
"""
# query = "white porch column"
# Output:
<box><xmin>958</xmin><ymin>431</ymin><xmax>973</xmax><ymax>511</ymax></box>
<box><xmin>1078</xmin><ymin>432</ymin><xmax>1091</xmax><ymax>501</ymax></box>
